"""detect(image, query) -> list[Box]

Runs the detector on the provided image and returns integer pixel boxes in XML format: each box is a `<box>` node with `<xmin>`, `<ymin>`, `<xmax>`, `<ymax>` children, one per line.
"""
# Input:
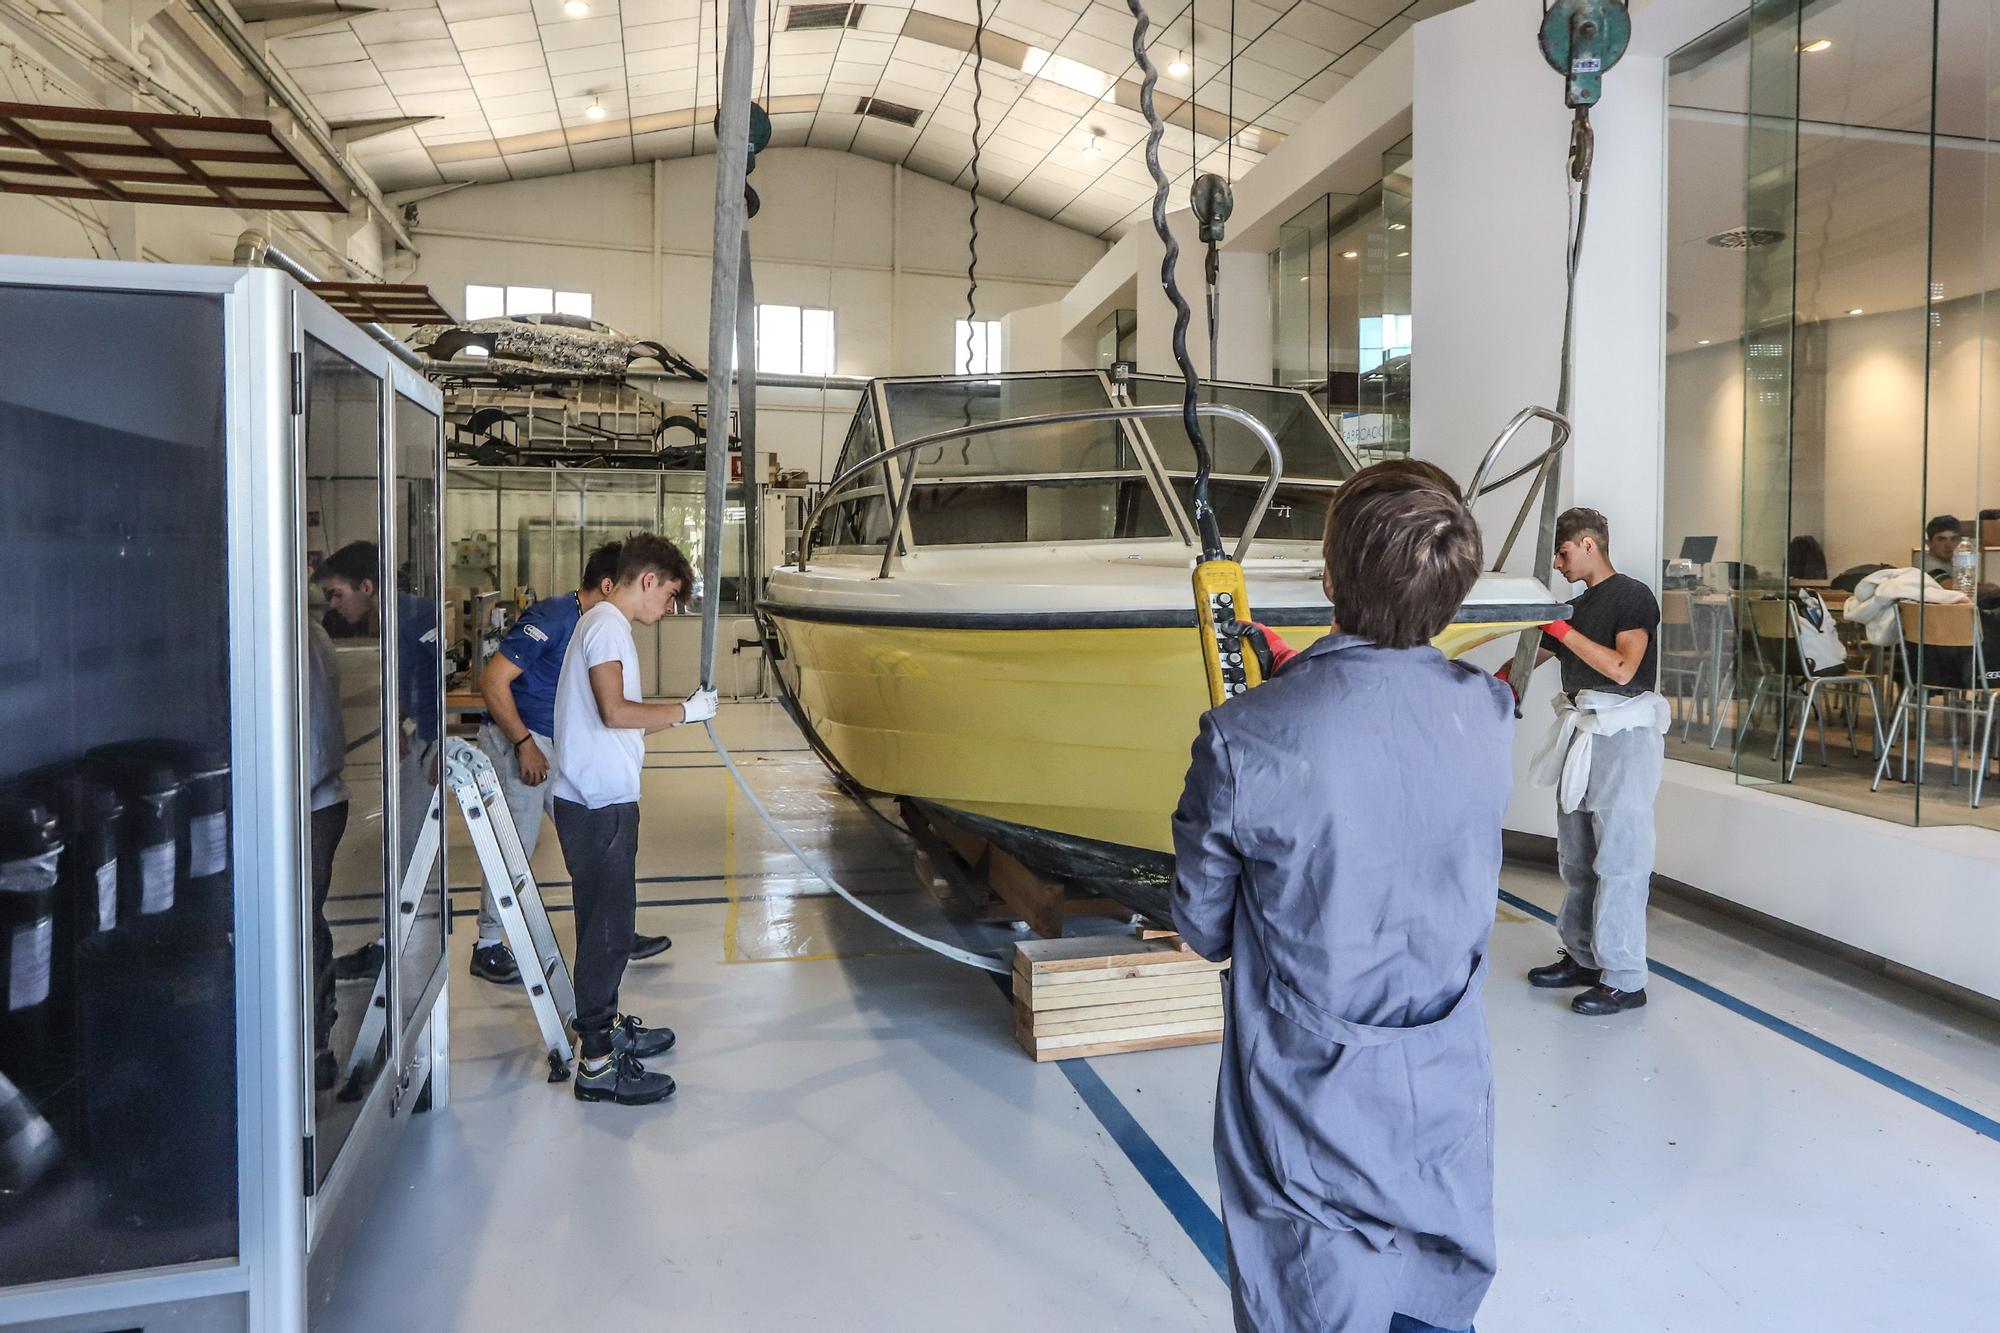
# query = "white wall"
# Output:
<box><xmin>407</xmin><ymin>149</ymin><xmax>1107</xmax><ymax>478</ymax></box>
<box><xmin>1663</xmin><ymin>341</ymin><xmax>1745</xmax><ymax>564</ymax></box>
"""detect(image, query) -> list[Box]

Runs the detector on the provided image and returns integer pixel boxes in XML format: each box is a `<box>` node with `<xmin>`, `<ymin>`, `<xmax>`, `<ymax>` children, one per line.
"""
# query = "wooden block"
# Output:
<box><xmin>986</xmin><ymin>844</ymin><xmax>1068</xmax><ymax>939</ymax></box>
<box><xmin>1017</xmin><ymin>973</ymin><xmax>1221</xmax><ymax>1011</ymax></box>
<box><xmin>1028</xmin><ymin>1014</ymin><xmax>1224</xmax><ymax>1053</ymax></box>
<box><xmin>1018</xmin><ymin>996</ymin><xmax>1224</xmax><ymax>1036</ymax></box>
<box><xmin>1019</xmin><ymin>1029</ymin><xmax>1226</xmax><ymax>1062</ymax></box>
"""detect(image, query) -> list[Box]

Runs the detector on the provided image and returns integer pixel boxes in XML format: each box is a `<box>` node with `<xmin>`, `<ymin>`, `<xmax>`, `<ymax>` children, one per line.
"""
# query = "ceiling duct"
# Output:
<box><xmin>1707</xmin><ymin>226</ymin><xmax>1787</xmax><ymax>249</ymax></box>
<box><xmin>786</xmin><ymin>3</ymin><xmax>862</xmax><ymax>30</ymax></box>
<box><xmin>857</xmin><ymin>96</ymin><xmax>921</xmax><ymax>127</ymax></box>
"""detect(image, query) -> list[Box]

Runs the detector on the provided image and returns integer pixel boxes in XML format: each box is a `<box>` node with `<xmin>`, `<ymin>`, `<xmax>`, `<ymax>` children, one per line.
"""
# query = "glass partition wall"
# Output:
<box><xmin>1270</xmin><ymin>136</ymin><xmax>1414</xmax><ymax>461</ymax></box>
<box><xmin>1664</xmin><ymin>2</ymin><xmax>2000</xmax><ymax>829</ymax></box>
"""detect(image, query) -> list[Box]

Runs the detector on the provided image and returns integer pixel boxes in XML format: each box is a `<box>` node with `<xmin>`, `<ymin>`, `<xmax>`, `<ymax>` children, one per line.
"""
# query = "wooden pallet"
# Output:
<box><xmin>1013</xmin><ymin>932</ymin><xmax>1226</xmax><ymax>1061</ymax></box>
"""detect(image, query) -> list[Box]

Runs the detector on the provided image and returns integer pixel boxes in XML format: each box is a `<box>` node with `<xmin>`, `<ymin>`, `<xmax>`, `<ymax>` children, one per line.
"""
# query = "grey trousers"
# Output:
<box><xmin>475</xmin><ymin>721</ymin><xmax>557</xmax><ymax>942</ymax></box>
<box><xmin>552</xmin><ymin>797</ymin><xmax>639</xmax><ymax>1046</ymax></box>
<box><xmin>1555</xmin><ymin>725</ymin><xmax>1663</xmax><ymax>993</ymax></box>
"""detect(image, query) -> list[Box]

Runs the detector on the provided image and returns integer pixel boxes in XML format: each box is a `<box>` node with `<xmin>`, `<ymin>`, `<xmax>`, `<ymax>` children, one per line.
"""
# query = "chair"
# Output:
<box><xmin>1734</xmin><ymin>596</ymin><xmax>1885</xmax><ymax>781</ymax></box>
<box><xmin>1658</xmin><ymin>590</ymin><xmax>1707</xmax><ymax>739</ymax></box>
<box><xmin>1872</xmin><ymin>602</ymin><xmax>1999</xmax><ymax>806</ymax></box>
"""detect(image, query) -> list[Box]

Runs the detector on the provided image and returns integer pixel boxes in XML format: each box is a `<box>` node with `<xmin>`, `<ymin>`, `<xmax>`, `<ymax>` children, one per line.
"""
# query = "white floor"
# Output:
<box><xmin>319</xmin><ymin>703</ymin><xmax>2000</xmax><ymax>1331</ymax></box>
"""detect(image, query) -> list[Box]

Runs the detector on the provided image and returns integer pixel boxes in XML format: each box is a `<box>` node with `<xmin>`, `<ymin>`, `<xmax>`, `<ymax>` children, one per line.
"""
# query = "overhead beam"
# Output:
<box><xmin>331</xmin><ymin>113</ymin><xmax>435</xmax><ymax>146</ymax></box>
<box><xmin>240</xmin><ymin>2</ymin><xmax>375</xmax><ymax>41</ymax></box>
<box><xmin>386</xmin><ymin>180</ymin><xmax>472</xmax><ymax>207</ymax></box>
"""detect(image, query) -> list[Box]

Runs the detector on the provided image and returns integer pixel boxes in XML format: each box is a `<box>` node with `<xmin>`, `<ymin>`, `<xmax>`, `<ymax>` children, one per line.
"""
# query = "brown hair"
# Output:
<box><xmin>1322</xmin><ymin>459</ymin><xmax>1484</xmax><ymax>649</ymax></box>
<box><xmin>616</xmin><ymin>533</ymin><xmax>695</xmax><ymax>597</ymax></box>
<box><xmin>1554</xmin><ymin>507</ymin><xmax>1610</xmax><ymax>555</ymax></box>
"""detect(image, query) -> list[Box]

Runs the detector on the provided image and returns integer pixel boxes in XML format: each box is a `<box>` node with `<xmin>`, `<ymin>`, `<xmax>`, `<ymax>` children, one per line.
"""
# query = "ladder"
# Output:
<box><xmin>445</xmin><ymin>739</ymin><xmax>578</xmax><ymax>1081</ymax></box>
<box><xmin>341</xmin><ymin>739</ymin><xmax>577</xmax><ymax>1088</ymax></box>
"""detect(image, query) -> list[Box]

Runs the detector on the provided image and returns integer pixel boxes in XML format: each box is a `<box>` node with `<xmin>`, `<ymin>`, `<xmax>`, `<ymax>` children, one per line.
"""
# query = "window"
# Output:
<box><xmin>955</xmin><ymin>318</ymin><xmax>1002</xmax><ymax>374</ymax></box>
<box><xmin>756</xmin><ymin>304</ymin><xmax>836</xmax><ymax>375</ymax></box>
<box><xmin>462</xmin><ymin>283</ymin><xmax>592</xmax><ymax>322</ymax></box>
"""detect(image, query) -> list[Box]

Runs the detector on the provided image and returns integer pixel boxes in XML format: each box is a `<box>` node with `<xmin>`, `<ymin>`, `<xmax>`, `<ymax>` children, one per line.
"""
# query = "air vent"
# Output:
<box><xmin>786</xmin><ymin>2</ymin><xmax>861</xmax><ymax>30</ymax></box>
<box><xmin>857</xmin><ymin>96</ymin><xmax>921</xmax><ymax>126</ymax></box>
<box><xmin>1707</xmin><ymin>226</ymin><xmax>1786</xmax><ymax>249</ymax></box>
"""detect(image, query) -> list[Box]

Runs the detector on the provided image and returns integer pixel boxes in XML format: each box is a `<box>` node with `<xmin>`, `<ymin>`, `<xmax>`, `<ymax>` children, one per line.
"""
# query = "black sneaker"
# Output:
<box><xmin>334</xmin><ymin>940</ymin><xmax>384</xmax><ymax>982</ymax></box>
<box><xmin>629</xmin><ymin>932</ymin><xmax>672</xmax><ymax>961</ymax></box>
<box><xmin>314</xmin><ymin>1050</ymin><xmax>338</xmax><ymax>1093</ymax></box>
<box><xmin>573</xmin><ymin>1050</ymin><xmax>676</xmax><ymax>1105</ymax></box>
<box><xmin>470</xmin><ymin>941</ymin><xmax>521</xmax><ymax>984</ymax></box>
<box><xmin>1527</xmin><ymin>950</ymin><xmax>1602</xmax><ymax>989</ymax></box>
<box><xmin>1572</xmin><ymin>984</ymin><xmax>1648</xmax><ymax>1016</ymax></box>
<box><xmin>610</xmin><ymin>1013</ymin><xmax>676</xmax><ymax>1059</ymax></box>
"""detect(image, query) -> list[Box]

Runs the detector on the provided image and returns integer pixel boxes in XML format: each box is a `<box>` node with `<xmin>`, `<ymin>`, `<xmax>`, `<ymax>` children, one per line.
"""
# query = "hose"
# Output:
<box><xmin>962</xmin><ymin>0</ymin><xmax>987</xmax><ymax>381</ymax></box>
<box><xmin>1126</xmin><ymin>0</ymin><xmax>1224</xmax><ymax>564</ymax></box>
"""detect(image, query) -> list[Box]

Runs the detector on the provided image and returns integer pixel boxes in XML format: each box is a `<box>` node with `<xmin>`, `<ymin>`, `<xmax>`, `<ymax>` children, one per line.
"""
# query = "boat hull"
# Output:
<box><xmin>766</xmin><ymin>610</ymin><xmax>1542</xmax><ymax>857</ymax></box>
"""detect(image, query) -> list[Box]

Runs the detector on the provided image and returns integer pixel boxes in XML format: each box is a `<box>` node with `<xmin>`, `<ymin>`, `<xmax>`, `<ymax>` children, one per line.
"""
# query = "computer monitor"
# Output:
<box><xmin>1678</xmin><ymin>535</ymin><xmax>1718</xmax><ymax>564</ymax></box>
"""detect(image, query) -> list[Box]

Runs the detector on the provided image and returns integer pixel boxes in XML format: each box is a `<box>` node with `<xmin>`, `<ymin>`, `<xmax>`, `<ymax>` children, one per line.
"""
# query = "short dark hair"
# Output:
<box><xmin>1322</xmin><ymin>459</ymin><xmax>1484</xmax><ymax>649</ymax></box>
<box><xmin>1927</xmin><ymin>514</ymin><xmax>1962</xmax><ymax>540</ymax></box>
<box><xmin>582</xmin><ymin>541</ymin><xmax>623</xmax><ymax>590</ymax></box>
<box><xmin>1555</xmin><ymin>507</ymin><xmax>1611</xmax><ymax>554</ymax></box>
<box><xmin>616</xmin><ymin>532</ymin><xmax>694</xmax><ymax>596</ymax></box>
<box><xmin>317</xmin><ymin>541</ymin><xmax>380</xmax><ymax>588</ymax></box>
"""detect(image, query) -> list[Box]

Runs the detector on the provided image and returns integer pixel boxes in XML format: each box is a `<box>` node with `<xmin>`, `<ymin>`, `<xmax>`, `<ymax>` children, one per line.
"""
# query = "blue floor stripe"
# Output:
<box><xmin>1060</xmin><ymin>1059</ymin><xmax>1230</xmax><ymax>1283</ymax></box>
<box><xmin>1496</xmin><ymin>888</ymin><xmax>2000</xmax><ymax>1143</ymax></box>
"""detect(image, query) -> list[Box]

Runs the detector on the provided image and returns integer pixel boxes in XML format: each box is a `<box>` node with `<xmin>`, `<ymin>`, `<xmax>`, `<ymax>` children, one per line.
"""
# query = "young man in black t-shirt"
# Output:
<box><xmin>1498</xmin><ymin>507</ymin><xmax>1665</xmax><ymax>1017</ymax></box>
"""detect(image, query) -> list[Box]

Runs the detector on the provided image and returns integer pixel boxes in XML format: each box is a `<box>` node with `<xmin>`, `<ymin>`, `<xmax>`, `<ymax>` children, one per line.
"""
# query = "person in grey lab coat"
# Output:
<box><xmin>1173</xmin><ymin>459</ymin><xmax>1513</xmax><ymax>1333</ymax></box>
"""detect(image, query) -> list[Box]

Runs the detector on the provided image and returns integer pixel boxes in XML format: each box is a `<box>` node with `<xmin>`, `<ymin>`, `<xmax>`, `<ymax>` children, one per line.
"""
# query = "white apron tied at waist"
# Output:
<box><xmin>1530</xmin><ymin>688</ymin><xmax>1673</xmax><ymax>813</ymax></box>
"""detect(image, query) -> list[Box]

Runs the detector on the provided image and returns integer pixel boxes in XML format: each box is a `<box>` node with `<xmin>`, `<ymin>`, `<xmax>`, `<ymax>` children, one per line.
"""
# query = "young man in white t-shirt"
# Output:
<box><xmin>551</xmin><ymin>534</ymin><xmax>716</xmax><ymax>1105</ymax></box>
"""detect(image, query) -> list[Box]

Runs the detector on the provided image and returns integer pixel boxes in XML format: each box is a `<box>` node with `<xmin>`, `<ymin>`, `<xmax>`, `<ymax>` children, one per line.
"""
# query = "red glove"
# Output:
<box><xmin>1259</xmin><ymin>624</ymin><xmax>1300</xmax><ymax>674</ymax></box>
<box><xmin>1543</xmin><ymin>618</ymin><xmax>1573</xmax><ymax>642</ymax></box>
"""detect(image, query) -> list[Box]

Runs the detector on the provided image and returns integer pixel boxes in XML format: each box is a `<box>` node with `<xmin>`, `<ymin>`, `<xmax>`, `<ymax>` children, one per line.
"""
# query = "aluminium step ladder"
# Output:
<box><xmin>341</xmin><ymin>738</ymin><xmax>578</xmax><ymax>1088</ymax></box>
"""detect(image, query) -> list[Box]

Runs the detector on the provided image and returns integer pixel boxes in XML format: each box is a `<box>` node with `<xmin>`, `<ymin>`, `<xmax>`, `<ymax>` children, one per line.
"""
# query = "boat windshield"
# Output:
<box><xmin>1123</xmin><ymin>376</ymin><xmax>1357</xmax><ymax>481</ymax></box>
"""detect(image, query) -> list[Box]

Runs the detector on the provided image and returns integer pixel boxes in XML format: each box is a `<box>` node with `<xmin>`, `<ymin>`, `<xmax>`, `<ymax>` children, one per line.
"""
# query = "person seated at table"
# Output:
<box><xmin>1923</xmin><ymin>514</ymin><xmax>1964</xmax><ymax>582</ymax></box>
<box><xmin>1788</xmin><ymin>534</ymin><xmax>1828</xmax><ymax>582</ymax></box>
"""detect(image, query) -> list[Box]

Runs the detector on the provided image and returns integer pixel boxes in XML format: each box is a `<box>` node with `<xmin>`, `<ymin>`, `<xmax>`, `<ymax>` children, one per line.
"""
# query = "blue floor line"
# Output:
<box><xmin>1060</xmin><ymin>1059</ymin><xmax>1230</xmax><ymax>1284</ymax></box>
<box><xmin>1496</xmin><ymin>888</ymin><xmax>2000</xmax><ymax>1143</ymax></box>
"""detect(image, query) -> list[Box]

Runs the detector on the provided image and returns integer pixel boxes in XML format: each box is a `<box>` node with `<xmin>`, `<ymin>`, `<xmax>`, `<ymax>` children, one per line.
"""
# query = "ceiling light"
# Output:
<box><xmin>1848</xmin><ymin>307</ymin><xmax>1864</xmax><ymax>316</ymax></box>
<box><xmin>1083</xmin><ymin>131</ymin><xmax>1102</xmax><ymax>158</ymax></box>
<box><xmin>1801</xmin><ymin>37</ymin><xmax>1832</xmax><ymax>53</ymax></box>
<box><xmin>1387</xmin><ymin>221</ymin><xmax>1406</xmax><ymax>231</ymax></box>
<box><xmin>1022</xmin><ymin>48</ymin><xmax>1111</xmax><ymax>99</ymax></box>
<box><xmin>1396</xmin><ymin>250</ymin><xmax>1409</xmax><ymax>258</ymax></box>
<box><xmin>1168</xmin><ymin>50</ymin><xmax>1190</xmax><ymax>78</ymax></box>
<box><xmin>563</xmin><ymin>0</ymin><xmax>590</xmax><ymax>13</ymax></box>
<box><xmin>1341</xmin><ymin>250</ymin><xmax>1359</xmax><ymax>259</ymax></box>
<box><xmin>585</xmin><ymin>98</ymin><xmax>607</xmax><ymax>120</ymax></box>
<box><xmin>1697</xmin><ymin>339</ymin><xmax>1711</xmax><ymax>345</ymax></box>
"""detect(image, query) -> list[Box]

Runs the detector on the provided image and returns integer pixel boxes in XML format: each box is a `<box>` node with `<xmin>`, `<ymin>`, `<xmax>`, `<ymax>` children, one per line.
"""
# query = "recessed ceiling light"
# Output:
<box><xmin>1168</xmin><ymin>50</ymin><xmax>1190</xmax><ymax>78</ymax></box>
<box><xmin>1396</xmin><ymin>250</ymin><xmax>1409</xmax><ymax>258</ymax></box>
<box><xmin>585</xmin><ymin>98</ymin><xmax>607</xmax><ymax>120</ymax></box>
<box><xmin>1801</xmin><ymin>37</ymin><xmax>1832</xmax><ymax>53</ymax></box>
<box><xmin>1697</xmin><ymin>339</ymin><xmax>1711</xmax><ymax>345</ymax></box>
<box><xmin>563</xmin><ymin>0</ymin><xmax>589</xmax><ymax>13</ymax></box>
<box><xmin>1341</xmin><ymin>250</ymin><xmax>1359</xmax><ymax>259</ymax></box>
<box><xmin>1848</xmin><ymin>307</ymin><xmax>1864</xmax><ymax>316</ymax></box>
<box><xmin>1387</xmin><ymin>221</ymin><xmax>1406</xmax><ymax>231</ymax></box>
<box><xmin>1297</xmin><ymin>275</ymin><xmax>1309</xmax><ymax>282</ymax></box>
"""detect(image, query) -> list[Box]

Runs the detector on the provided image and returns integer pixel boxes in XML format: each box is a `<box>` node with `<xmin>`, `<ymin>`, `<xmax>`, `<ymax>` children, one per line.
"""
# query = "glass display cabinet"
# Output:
<box><xmin>0</xmin><ymin>257</ymin><xmax>448</xmax><ymax>1330</ymax></box>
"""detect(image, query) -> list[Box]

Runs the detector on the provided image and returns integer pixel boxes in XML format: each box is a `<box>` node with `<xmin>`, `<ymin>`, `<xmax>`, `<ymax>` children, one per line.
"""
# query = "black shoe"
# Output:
<box><xmin>573</xmin><ymin>1050</ymin><xmax>677</xmax><ymax>1105</ymax></box>
<box><xmin>1572</xmin><ymin>984</ymin><xmax>1648</xmax><ymax>1016</ymax></box>
<box><xmin>629</xmin><ymin>932</ymin><xmax>671</xmax><ymax>961</ymax></box>
<box><xmin>314</xmin><ymin>1050</ymin><xmax>337</xmax><ymax>1093</ymax></box>
<box><xmin>1527</xmin><ymin>951</ymin><xmax>1602</xmax><ymax>989</ymax></box>
<box><xmin>610</xmin><ymin>1013</ymin><xmax>676</xmax><ymax>1059</ymax></box>
<box><xmin>470</xmin><ymin>941</ymin><xmax>521</xmax><ymax>984</ymax></box>
<box><xmin>334</xmin><ymin>941</ymin><xmax>383</xmax><ymax>982</ymax></box>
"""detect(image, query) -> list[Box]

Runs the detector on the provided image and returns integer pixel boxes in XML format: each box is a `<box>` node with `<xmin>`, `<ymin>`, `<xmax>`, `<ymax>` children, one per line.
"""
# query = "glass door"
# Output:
<box><xmin>392</xmin><ymin>393</ymin><xmax>446</xmax><ymax>1034</ymax></box>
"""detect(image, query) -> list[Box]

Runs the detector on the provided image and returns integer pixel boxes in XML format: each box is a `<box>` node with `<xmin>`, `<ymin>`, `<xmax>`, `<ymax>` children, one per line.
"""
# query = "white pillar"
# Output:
<box><xmin>1135</xmin><ymin>209</ymin><xmax>1272</xmax><ymax>383</ymax></box>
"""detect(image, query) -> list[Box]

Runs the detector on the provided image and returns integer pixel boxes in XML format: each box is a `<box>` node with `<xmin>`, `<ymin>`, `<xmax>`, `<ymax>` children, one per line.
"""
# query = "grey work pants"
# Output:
<box><xmin>552</xmin><ymin>797</ymin><xmax>639</xmax><ymax>1047</ymax></box>
<box><xmin>1555</xmin><ymin>725</ymin><xmax>1663</xmax><ymax>994</ymax></box>
<box><xmin>475</xmin><ymin>721</ymin><xmax>557</xmax><ymax>942</ymax></box>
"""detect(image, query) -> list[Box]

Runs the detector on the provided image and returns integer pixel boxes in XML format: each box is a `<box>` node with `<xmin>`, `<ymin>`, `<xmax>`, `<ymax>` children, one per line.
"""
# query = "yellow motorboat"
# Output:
<box><xmin>762</xmin><ymin>371</ymin><xmax>1565</xmax><ymax>904</ymax></box>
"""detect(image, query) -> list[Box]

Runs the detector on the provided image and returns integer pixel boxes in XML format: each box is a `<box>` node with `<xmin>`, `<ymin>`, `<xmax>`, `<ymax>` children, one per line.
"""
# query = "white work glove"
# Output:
<box><xmin>680</xmin><ymin>687</ymin><xmax>719</xmax><ymax>726</ymax></box>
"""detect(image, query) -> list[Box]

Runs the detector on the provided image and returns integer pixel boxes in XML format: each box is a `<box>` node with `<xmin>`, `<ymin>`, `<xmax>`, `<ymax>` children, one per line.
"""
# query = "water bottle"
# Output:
<box><xmin>1953</xmin><ymin>537</ymin><xmax>1978</xmax><ymax>592</ymax></box>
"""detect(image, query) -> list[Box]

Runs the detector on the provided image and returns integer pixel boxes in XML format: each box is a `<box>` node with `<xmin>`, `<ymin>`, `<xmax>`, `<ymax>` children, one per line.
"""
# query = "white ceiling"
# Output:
<box><xmin>260</xmin><ymin>0</ymin><xmax>1462</xmax><ymax>239</ymax></box>
<box><xmin>1667</xmin><ymin>0</ymin><xmax>2000</xmax><ymax>353</ymax></box>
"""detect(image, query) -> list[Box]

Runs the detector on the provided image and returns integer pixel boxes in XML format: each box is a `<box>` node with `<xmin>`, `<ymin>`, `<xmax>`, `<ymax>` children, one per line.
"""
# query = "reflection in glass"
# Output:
<box><xmin>394</xmin><ymin>396</ymin><xmax>445</xmax><ymax>1031</ymax></box>
<box><xmin>0</xmin><ymin>284</ymin><xmax>238</xmax><ymax>1284</ymax></box>
<box><xmin>303</xmin><ymin>337</ymin><xmax>388</xmax><ymax>1186</ymax></box>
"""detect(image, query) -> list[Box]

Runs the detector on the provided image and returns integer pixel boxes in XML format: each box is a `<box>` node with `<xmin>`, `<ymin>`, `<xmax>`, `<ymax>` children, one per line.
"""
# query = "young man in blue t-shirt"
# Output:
<box><xmin>470</xmin><ymin>542</ymin><xmax>669</xmax><ymax>983</ymax></box>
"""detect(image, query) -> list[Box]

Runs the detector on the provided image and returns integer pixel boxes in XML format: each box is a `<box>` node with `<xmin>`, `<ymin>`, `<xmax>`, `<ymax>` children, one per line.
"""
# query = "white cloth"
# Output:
<box><xmin>551</xmin><ymin>601</ymin><xmax>644</xmax><ymax>809</ymax></box>
<box><xmin>1790</xmin><ymin>590</ymin><xmax>1847</xmax><ymax>675</ymax></box>
<box><xmin>1843</xmin><ymin>567</ymin><xmax>1967</xmax><ymax>646</ymax></box>
<box><xmin>1530</xmin><ymin>688</ymin><xmax>1672</xmax><ymax>814</ymax></box>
